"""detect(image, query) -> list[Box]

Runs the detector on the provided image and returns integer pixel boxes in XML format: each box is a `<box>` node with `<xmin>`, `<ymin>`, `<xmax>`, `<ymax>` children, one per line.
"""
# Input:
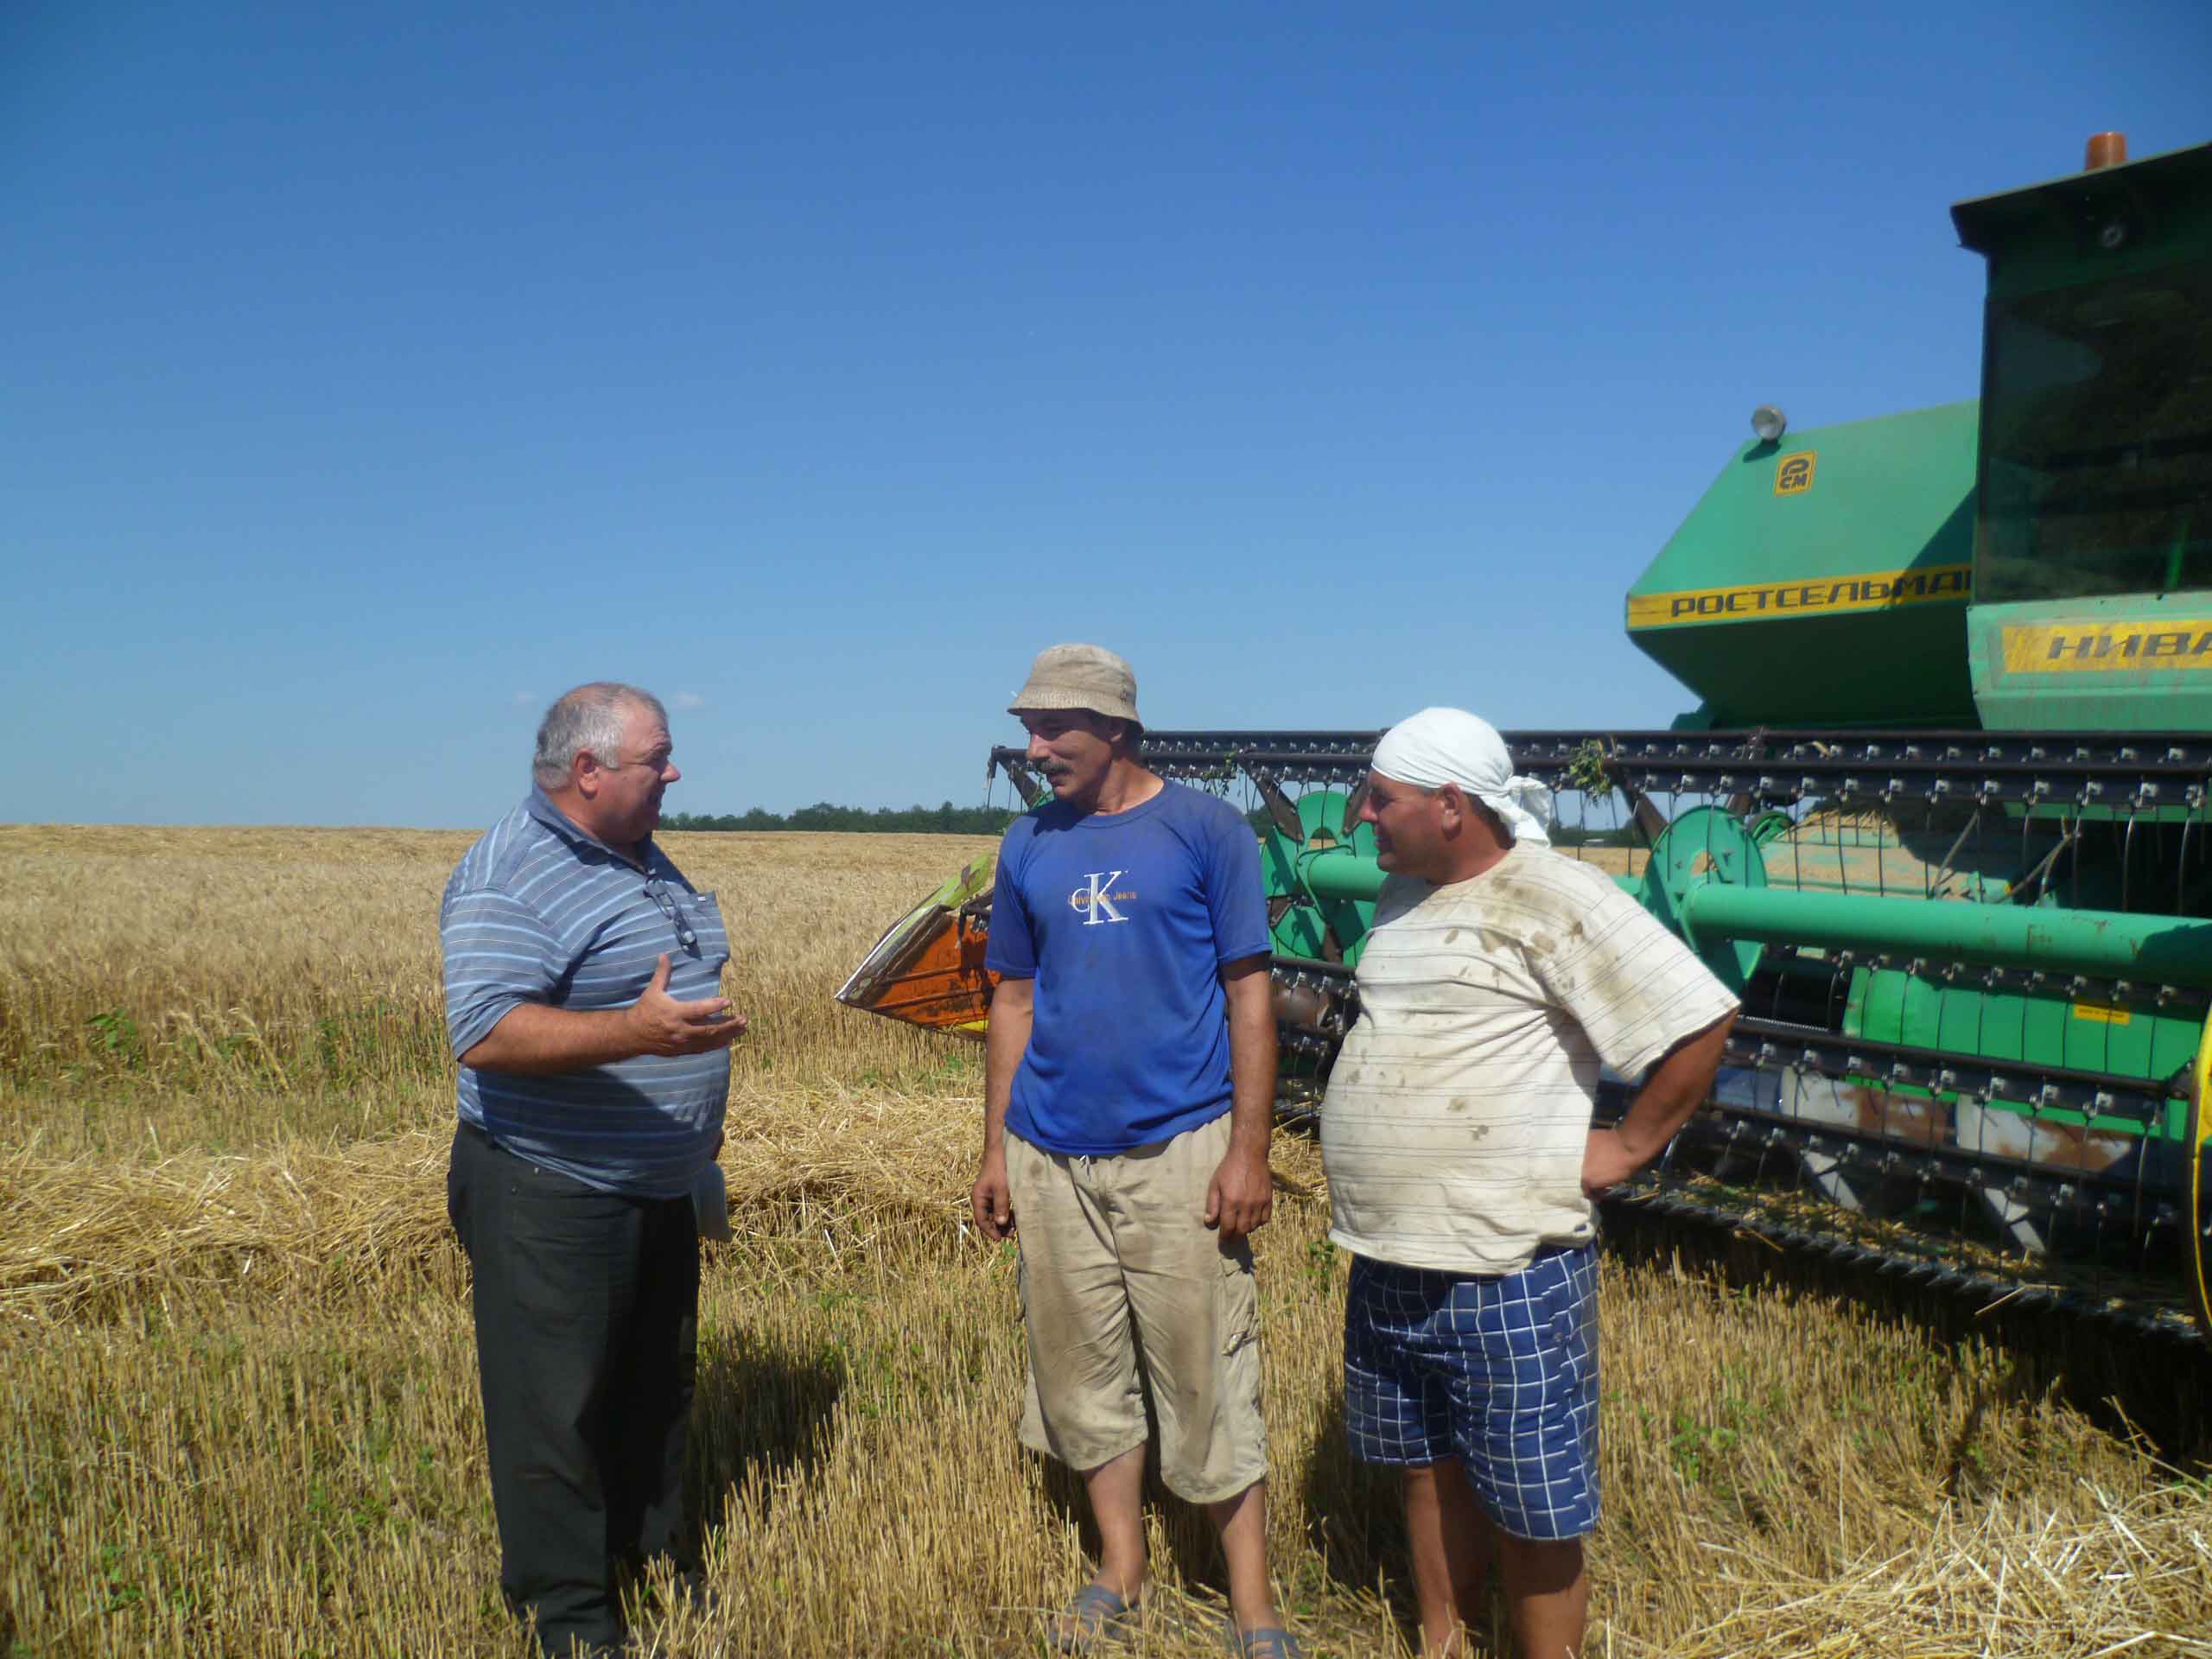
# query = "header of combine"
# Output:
<box><xmin>840</xmin><ymin>132</ymin><xmax>2212</xmax><ymax>1346</ymax></box>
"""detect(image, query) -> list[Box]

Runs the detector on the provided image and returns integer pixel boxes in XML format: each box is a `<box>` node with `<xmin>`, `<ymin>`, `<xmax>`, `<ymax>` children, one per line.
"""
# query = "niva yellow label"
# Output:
<box><xmin>1774</xmin><ymin>451</ymin><xmax>1817</xmax><ymax>496</ymax></box>
<box><xmin>2071</xmin><ymin>1001</ymin><xmax>2132</xmax><ymax>1027</ymax></box>
<box><xmin>1627</xmin><ymin>563</ymin><xmax>1971</xmax><ymax>629</ymax></box>
<box><xmin>2001</xmin><ymin>622</ymin><xmax>2212</xmax><ymax>673</ymax></box>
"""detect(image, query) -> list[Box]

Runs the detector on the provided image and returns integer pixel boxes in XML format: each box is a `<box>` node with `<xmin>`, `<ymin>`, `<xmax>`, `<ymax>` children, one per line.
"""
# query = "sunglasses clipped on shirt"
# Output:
<box><xmin>644</xmin><ymin>876</ymin><xmax>699</xmax><ymax>951</ymax></box>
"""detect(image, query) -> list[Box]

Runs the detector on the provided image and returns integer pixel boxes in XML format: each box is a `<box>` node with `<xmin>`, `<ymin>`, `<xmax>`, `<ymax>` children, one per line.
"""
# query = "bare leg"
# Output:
<box><xmin>1205</xmin><ymin>1478</ymin><xmax>1281</xmax><ymax>1634</ymax></box>
<box><xmin>1080</xmin><ymin>1444</ymin><xmax>1149</xmax><ymax>1603</ymax></box>
<box><xmin>1402</xmin><ymin>1460</ymin><xmax>1491</xmax><ymax>1656</ymax></box>
<box><xmin>1491</xmin><ymin>1532</ymin><xmax>1586</xmax><ymax>1659</ymax></box>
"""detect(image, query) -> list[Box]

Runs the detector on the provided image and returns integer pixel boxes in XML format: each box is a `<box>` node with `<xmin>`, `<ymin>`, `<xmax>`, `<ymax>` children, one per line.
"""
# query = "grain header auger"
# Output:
<box><xmin>837</xmin><ymin>132</ymin><xmax>2212</xmax><ymax>1345</ymax></box>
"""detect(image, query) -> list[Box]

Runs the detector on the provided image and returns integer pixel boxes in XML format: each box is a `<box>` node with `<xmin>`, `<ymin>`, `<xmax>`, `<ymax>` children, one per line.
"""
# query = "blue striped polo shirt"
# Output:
<box><xmin>441</xmin><ymin>787</ymin><xmax>732</xmax><ymax>1198</ymax></box>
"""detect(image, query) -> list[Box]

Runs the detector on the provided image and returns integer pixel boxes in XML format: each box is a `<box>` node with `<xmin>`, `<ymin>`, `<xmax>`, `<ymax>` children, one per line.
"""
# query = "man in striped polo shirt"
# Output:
<box><xmin>1321</xmin><ymin>709</ymin><xmax>1737</xmax><ymax>1659</ymax></box>
<box><xmin>442</xmin><ymin>682</ymin><xmax>745</xmax><ymax>1659</ymax></box>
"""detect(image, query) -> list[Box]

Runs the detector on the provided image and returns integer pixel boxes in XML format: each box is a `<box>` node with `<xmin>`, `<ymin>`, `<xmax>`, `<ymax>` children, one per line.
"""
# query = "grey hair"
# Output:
<box><xmin>532</xmin><ymin>683</ymin><xmax>669</xmax><ymax>788</ymax></box>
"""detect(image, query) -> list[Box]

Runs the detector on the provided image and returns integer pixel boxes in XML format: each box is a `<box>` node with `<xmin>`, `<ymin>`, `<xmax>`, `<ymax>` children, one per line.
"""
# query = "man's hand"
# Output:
<box><xmin>1212</xmin><ymin>955</ymin><xmax>1277</xmax><ymax>1240</ymax></box>
<box><xmin>1204</xmin><ymin>1143</ymin><xmax>1274</xmax><ymax>1238</ymax></box>
<box><xmin>1580</xmin><ymin>1127</ymin><xmax>1643</xmax><ymax>1198</ymax></box>
<box><xmin>970</xmin><ymin>1148</ymin><xmax>1014</xmax><ymax>1242</ymax></box>
<box><xmin>626</xmin><ymin>954</ymin><xmax>747</xmax><ymax>1057</ymax></box>
<box><xmin>1584</xmin><ymin>1013</ymin><xmax>1734</xmax><ymax>1198</ymax></box>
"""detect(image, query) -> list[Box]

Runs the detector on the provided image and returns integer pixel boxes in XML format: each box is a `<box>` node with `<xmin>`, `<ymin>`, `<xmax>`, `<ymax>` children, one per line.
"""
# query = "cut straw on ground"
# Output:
<box><xmin>3</xmin><ymin>824</ymin><xmax>2208</xmax><ymax>1656</ymax></box>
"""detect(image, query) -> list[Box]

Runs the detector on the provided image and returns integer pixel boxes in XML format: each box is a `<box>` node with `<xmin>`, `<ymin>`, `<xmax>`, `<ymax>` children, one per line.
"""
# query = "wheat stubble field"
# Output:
<box><xmin>2</xmin><ymin>823</ymin><xmax>2209</xmax><ymax>1658</ymax></box>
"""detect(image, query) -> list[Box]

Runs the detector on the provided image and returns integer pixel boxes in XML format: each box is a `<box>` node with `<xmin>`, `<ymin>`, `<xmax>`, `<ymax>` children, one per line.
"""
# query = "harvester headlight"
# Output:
<box><xmin>1751</xmin><ymin>404</ymin><xmax>1788</xmax><ymax>442</ymax></box>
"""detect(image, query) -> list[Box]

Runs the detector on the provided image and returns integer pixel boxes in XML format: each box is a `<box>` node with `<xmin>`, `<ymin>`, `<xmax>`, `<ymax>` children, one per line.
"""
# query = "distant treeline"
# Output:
<box><xmin>663</xmin><ymin>802</ymin><xmax>1020</xmax><ymax>835</ymax></box>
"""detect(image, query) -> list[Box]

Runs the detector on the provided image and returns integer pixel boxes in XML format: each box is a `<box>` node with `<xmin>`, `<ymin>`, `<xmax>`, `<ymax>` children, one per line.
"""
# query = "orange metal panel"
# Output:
<box><xmin>849</xmin><ymin>912</ymin><xmax>998</xmax><ymax>1031</ymax></box>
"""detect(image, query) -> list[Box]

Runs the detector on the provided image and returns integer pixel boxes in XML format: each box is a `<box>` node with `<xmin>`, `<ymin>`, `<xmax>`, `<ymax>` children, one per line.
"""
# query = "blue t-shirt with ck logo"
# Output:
<box><xmin>987</xmin><ymin>780</ymin><xmax>1271</xmax><ymax>1155</ymax></box>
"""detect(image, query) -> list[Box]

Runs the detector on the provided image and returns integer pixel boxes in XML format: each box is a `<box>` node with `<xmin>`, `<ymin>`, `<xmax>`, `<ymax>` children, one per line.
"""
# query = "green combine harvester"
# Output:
<box><xmin>844</xmin><ymin>133</ymin><xmax>2212</xmax><ymax>1344</ymax></box>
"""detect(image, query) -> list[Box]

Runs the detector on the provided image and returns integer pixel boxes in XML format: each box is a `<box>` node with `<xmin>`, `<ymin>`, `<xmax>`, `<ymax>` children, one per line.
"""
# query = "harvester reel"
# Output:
<box><xmin>1261</xmin><ymin>789</ymin><xmax>1378</xmax><ymax>963</ymax></box>
<box><xmin>1636</xmin><ymin>804</ymin><xmax>1767</xmax><ymax>993</ymax></box>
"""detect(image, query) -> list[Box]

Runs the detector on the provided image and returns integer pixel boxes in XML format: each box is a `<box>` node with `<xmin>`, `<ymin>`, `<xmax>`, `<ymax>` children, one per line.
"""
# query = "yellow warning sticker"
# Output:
<box><xmin>1774</xmin><ymin>451</ymin><xmax>1818</xmax><ymax>496</ymax></box>
<box><xmin>2071</xmin><ymin>1001</ymin><xmax>2133</xmax><ymax>1027</ymax></box>
<box><xmin>1627</xmin><ymin>563</ymin><xmax>1972</xmax><ymax>630</ymax></box>
<box><xmin>2001</xmin><ymin>622</ymin><xmax>2212</xmax><ymax>673</ymax></box>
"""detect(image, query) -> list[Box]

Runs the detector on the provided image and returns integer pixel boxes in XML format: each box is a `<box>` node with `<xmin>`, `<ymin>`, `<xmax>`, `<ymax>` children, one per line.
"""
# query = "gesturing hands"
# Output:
<box><xmin>627</xmin><ymin>954</ymin><xmax>748</xmax><ymax>1057</ymax></box>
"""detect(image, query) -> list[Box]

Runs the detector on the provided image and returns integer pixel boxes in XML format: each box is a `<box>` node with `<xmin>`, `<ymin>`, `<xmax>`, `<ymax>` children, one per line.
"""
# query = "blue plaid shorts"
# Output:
<box><xmin>1343</xmin><ymin>1245</ymin><xmax>1600</xmax><ymax>1541</ymax></box>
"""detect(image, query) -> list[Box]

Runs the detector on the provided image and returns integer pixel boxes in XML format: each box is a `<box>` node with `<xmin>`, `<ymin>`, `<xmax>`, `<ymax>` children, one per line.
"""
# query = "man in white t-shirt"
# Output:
<box><xmin>1320</xmin><ymin>708</ymin><xmax>1738</xmax><ymax>1659</ymax></box>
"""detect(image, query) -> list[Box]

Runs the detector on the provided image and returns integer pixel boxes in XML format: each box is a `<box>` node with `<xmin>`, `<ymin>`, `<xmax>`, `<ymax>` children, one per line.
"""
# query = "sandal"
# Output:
<box><xmin>1046</xmin><ymin>1582</ymin><xmax>1140</xmax><ymax>1653</ymax></box>
<box><xmin>1224</xmin><ymin>1624</ymin><xmax>1306</xmax><ymax>1659</ymax></box>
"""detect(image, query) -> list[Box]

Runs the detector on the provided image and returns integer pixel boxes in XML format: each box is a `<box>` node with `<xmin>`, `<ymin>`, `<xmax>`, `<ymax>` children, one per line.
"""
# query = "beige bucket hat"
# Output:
<box><xmin>1007</xmin><ymin>643</ymin><xmax>1141</xmax><ymax>726</ymax></box>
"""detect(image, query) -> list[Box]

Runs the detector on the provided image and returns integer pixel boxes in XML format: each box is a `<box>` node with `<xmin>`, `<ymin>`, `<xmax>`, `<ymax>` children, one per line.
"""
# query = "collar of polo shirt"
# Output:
<box><xmin>528</xmin><ymin>784</ymin><xmax>660</xmax><ymax>869</ymax></box>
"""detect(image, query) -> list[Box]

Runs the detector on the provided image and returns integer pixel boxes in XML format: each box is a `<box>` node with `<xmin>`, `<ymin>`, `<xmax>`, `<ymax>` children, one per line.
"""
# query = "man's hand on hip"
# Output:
<box><xmin>1204</xmin><ymin>1143</ymin><xmax>1274</xmax><ymax>1238</ymax></box>
<box><xmin>627</xmin><ymin>954</ymin><xmax>747</xmax><ymax>1057</ymax></box>
<box><xmin>970</xmin><ymin>1148</ymin><xmax>1014</xmax><ymax>1242</ymax></box>
<box><xmin>1585</xmin><ymin>1014</ymin><xmax>1732</xmax><ymax>1197</ymax></box>
<box><xmin>1580</xmin><ymin>1127</ymin><xmax>1643</xmax><ymax>1197</ymax></box>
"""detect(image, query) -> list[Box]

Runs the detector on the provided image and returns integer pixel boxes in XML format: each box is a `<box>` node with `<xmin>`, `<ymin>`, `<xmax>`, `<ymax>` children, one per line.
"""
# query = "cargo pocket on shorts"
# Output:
<box><xmin>1217</xmin><ymin>1243</ymin><xmax>1260</xmax><ymax>1356</ymax></box>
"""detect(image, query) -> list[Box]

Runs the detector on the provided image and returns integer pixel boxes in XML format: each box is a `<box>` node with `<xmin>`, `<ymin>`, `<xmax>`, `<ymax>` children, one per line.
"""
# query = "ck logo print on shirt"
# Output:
<box><xmin>1067</xmin><ymin>870</ymin><xmax>1137</xmax><ymax>925</ymax></box>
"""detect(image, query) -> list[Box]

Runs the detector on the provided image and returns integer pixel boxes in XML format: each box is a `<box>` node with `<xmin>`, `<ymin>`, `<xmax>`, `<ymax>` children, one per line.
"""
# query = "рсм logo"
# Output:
<box><xmin>1067</xmin><ymin>870</ymin><xmax>1136</xmax><ymax>925</ymax></box>
<box><xmin>1774</xmin><ymin>452</ymin><xmax>1818</xmax><ymax>496</ymax></box>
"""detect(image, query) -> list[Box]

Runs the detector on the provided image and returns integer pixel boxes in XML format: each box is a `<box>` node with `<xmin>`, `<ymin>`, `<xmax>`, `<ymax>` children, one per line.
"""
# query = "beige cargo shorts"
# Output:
<box><xmin>1004</xmin><ymin>1112</ymin><xmax>1268</xmax><ymax>1504</ymax></box>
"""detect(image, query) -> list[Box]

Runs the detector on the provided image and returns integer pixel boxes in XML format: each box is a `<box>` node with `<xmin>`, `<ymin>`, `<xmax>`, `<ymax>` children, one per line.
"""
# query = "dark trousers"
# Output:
<box><xmin>447</xmin><ymin>1123</ymin><xmax>701</xmax><ymax>1659</ymax></box>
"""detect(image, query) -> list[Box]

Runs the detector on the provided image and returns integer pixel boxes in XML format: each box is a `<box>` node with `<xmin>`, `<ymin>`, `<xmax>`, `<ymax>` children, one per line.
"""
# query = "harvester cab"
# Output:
<box><xmin>840</xmin><ymin>133</ymin><xmax>2212</xmax><ymax>1346</ymax></box>
<box><xmin>1957</xmin><ymin>137</ymin><xmax>2212</xmax><ymax>733</ymax></box>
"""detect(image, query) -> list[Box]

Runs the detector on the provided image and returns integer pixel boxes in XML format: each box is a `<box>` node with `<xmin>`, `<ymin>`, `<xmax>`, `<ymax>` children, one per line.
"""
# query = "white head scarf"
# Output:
<box><xmin>1370</xmin><ymin>707</ymin><xmax>1554</xmax><ymax>848</ymax></box>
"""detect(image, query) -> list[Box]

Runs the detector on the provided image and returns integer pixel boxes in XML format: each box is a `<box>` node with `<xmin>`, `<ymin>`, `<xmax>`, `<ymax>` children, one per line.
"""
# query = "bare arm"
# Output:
<box><xmin>970</xmin><ymin>974</ymin><xmax>1034</xmax><ymax>1241</ymax></box>
<box><xmin>1582</xmin><ymin>1012</ymin><xmax>1734</xmax><ymax>1195</ymax></box>
<box><xmin>459</xmin><ymin>953</ymin><xmax>745</xmax><ymax>1076</ymax></box>
<box><xmin>1205</xmin><ymin>954</ymin><xmax>1279</xmax><ymax>1237</ymax></box>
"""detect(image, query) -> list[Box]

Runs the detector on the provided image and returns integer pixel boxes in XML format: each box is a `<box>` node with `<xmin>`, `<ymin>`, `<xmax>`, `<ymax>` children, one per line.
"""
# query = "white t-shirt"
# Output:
<box><xmin>1320</xmin><ymin>842</ymin><xmax>1739</xmax><ymax>1275</ymax></box>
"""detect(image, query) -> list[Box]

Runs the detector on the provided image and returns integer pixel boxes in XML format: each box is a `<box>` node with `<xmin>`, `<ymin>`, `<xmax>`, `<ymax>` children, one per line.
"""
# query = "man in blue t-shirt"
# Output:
<box><xmin>972</xmin><ymin>644</ymin><xmax>1300</xmax><ymax>1659</ymax></box>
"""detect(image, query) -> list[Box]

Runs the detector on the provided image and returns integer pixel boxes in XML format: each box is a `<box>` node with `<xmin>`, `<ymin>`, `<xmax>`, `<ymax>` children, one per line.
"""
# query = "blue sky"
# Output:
<box><xmin>5</xmin><ymin>1</ymin><xmax>2208</xmax><ymax>828</ymax></box>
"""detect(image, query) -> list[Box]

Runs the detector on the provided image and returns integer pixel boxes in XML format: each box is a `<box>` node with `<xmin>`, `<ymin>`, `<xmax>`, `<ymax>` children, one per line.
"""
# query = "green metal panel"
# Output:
<box><xmin>1971</xmin><ymin>592</ymin><xmax>2212</xmax><ymax>731</ymax></box>
<box><xmin>1625</xmin><ymin>403</ymin><xmax>1980</xmax><ymax>727</ymax></box>
<box><xmin>1852</xmin><ymin>967</ymin><xmax>2199</xmax><ymax>1090</ymax></box>
<box><xmin>1844</xmin><ymin>967</ymin><xmax>2195</xmax><ymax>1146</ymax></box>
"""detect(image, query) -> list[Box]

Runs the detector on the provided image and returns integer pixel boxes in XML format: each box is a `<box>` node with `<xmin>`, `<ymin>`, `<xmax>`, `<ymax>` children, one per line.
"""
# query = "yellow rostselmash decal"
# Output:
<box><xmin>1627</xmin><ymin>563</ymin><xmax>1972</xmax><ymax>630</ymax></box>
<box><xmin>1774</xmin><ymin>451</ymin><xmax>1817</xmax><ymax>496</ymax></box>
<box><xmin>2071</xmin><ymin>1001</ymin><xmax>2132</xmax><ymax>1027</ymax></box>
<box><xmin>2001</xmin><ymin>621</ymin><xmax>2212</xmax><ymax>674</ymax></box>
